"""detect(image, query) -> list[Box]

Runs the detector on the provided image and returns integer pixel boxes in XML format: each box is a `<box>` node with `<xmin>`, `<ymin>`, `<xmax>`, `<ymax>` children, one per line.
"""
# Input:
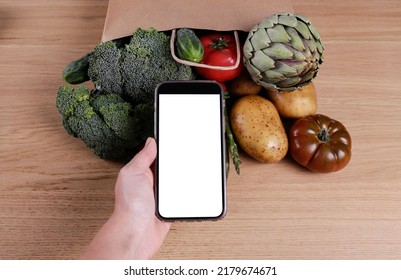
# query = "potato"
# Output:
<box><xmin>230</xmin><ymin>95</ymin><xmax>288</xmax><ymax>163</ymax></box>
<box><xmin>228</xmin><ymin>70</ymin><xmax>262</xmax><ymax>96</ymax></box>
<box><xmin>267</xmin><ymin>82</ymin><xmax>317</xmax><ymax>118</ymax></box>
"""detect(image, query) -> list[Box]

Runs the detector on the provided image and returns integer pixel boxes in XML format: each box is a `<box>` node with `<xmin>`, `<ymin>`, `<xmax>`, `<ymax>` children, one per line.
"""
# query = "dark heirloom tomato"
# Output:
<box><xmin>289</xmin><ymin>114</ymin><xmax>352</xmax><ymax>173</ymax></box>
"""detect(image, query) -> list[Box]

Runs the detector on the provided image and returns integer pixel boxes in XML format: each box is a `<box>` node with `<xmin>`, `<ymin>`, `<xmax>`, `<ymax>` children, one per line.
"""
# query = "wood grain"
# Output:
<box><xmin>1</xmin><ymin>0</ymin><xmax>401</xmax><ymax>259</ymax></box>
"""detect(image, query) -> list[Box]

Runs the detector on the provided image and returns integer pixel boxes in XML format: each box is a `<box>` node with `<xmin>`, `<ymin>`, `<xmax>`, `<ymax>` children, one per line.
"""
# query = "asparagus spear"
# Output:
<box><xmin>224</xmin><ymin>93</ymin><xmax>241</xmax><ymax>175</ymax></box>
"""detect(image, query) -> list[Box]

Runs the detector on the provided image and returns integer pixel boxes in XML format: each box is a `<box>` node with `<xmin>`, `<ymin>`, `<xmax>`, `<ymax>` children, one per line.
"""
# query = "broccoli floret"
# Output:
<box><xmin>56</xmin><ymin>85</ymin><xmax>153</xmax><ymax>161</ymax></box>
<box><xmin>67</xmin><ymin>100</ymin><xmax>123</xmax><ymax>152</ymax></box>
<box><xmin>56</xmin><ymin>85</ymin><xmax>91</xmax><ymax>136</ymax></box>
<box><xmin>91</xmin><ymin>93</ymin><xmax>142</xmax><ymax>147</ymax></box>
<box><xmin>88</xmin><ymin>40</ymin><xmax>123</xmax><ymax>95</ymax></box>
<box><xmin>56</xmin><ymin>84</ymin><xmax>90</xmax><ymax>117</ymax></box>
<box><xmin>121</xmin><ymin>28</ymin><xmax>195</xmax><ymax>103</ymax></box>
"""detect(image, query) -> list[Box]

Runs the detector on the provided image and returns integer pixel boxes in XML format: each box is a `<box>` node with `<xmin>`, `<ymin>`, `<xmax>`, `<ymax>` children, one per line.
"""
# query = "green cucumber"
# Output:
<box><xmin>176</xmin><ymin>28</ymin><xmax>204</xmax><ymax>63</ymax></box>
<box><xmin>62</xmin><ymin>52</ymin><xmax>91</xmax><ymax>84</ymax></box>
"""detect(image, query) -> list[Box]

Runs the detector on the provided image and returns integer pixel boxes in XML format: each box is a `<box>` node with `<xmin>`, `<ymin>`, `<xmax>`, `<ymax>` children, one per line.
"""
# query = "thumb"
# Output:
<box><xmin>126</xmin><ymin>137</ymin><xmax>157</xmax><ymax>171</ymax></box>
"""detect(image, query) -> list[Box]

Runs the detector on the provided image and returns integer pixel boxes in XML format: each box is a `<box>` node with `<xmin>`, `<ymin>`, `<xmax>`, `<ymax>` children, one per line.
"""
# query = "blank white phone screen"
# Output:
<box><xmin>157</xmin><ymin>93</ymin><xmax>225</xmax><ymax>219</ymax></box>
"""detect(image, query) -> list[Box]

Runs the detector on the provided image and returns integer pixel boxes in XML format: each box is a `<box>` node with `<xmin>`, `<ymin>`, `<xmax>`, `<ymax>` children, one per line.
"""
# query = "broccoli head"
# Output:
<box><xmin>56</xmin><ymin>85</ymin><xmax>153</xmax><ymax>161</ymax></box>
<box><xmin>85</xmin><ymin>28</ymin><xmax>194</xmax><ymax>104</ymax></box>
<box><xmin>121</xmin><ymin>28</ymin><xmax>195</xmax><ymax>103</ymax></box>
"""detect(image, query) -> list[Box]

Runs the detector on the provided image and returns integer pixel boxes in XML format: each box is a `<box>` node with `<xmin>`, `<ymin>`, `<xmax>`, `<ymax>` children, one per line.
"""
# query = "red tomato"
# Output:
<box><xmin>289</xmin><ymin>114</ymin><xmax>352</xmax><ymax>173</ymax></box>
<box><xmin>195</xmin><ymin>34</ymin><xmax>243</xmax><ymax>82</ymax></box>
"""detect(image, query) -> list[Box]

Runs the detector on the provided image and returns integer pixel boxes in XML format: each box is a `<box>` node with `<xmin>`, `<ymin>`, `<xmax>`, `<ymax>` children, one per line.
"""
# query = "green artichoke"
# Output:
<box><xmin>243</xmin><ymin>13</ymin><xmax>324</xmax><ymax>91</ymax></box>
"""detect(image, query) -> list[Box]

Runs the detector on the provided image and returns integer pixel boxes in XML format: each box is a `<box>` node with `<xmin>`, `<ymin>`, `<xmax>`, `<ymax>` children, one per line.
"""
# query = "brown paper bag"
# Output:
<box><xmin>101</xmin><ymin>0</ymin><xmax>294</xmax><ymax>42</ymax></box>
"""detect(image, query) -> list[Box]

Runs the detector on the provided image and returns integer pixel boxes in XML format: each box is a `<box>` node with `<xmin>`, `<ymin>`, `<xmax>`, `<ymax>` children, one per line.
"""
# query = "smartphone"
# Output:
<box><xmin>154</xmin><ymin>81</ymin><xmax>226</xmax><ymax>221</ymax></box>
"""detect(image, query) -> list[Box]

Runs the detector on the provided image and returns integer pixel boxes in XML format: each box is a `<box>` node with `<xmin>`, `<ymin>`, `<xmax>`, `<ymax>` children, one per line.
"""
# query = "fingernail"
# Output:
<box><xmin>145</xmin><ymin>137</ymin><xmax>153</xmax><ymax>147</ymax></box>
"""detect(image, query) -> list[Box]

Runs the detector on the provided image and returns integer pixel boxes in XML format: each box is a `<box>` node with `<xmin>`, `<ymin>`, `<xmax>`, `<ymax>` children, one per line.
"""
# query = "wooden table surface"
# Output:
<box><xmin>1</xmin><ymin>0</ymin><xmax>401</xmax><ymax>260</ymax></box>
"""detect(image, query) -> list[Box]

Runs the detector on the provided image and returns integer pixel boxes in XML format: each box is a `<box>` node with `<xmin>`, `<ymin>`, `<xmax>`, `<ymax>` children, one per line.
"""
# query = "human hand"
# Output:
<box><xmin>80</xmin><ymin>137</ymin><xmax>171</xmax><ymax>259</ymax></box>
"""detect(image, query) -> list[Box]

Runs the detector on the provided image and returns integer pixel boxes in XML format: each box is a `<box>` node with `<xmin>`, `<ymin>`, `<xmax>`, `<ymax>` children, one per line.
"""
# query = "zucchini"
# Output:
<box><xmin>176</xmin><ymin>28</ymin><xmax>204</xmax><ymax>63</ymax></box>
<box><xmin>62</xmin><ymin>52</ymin><xmax>91</xmax><ymax>84</ymax></box>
